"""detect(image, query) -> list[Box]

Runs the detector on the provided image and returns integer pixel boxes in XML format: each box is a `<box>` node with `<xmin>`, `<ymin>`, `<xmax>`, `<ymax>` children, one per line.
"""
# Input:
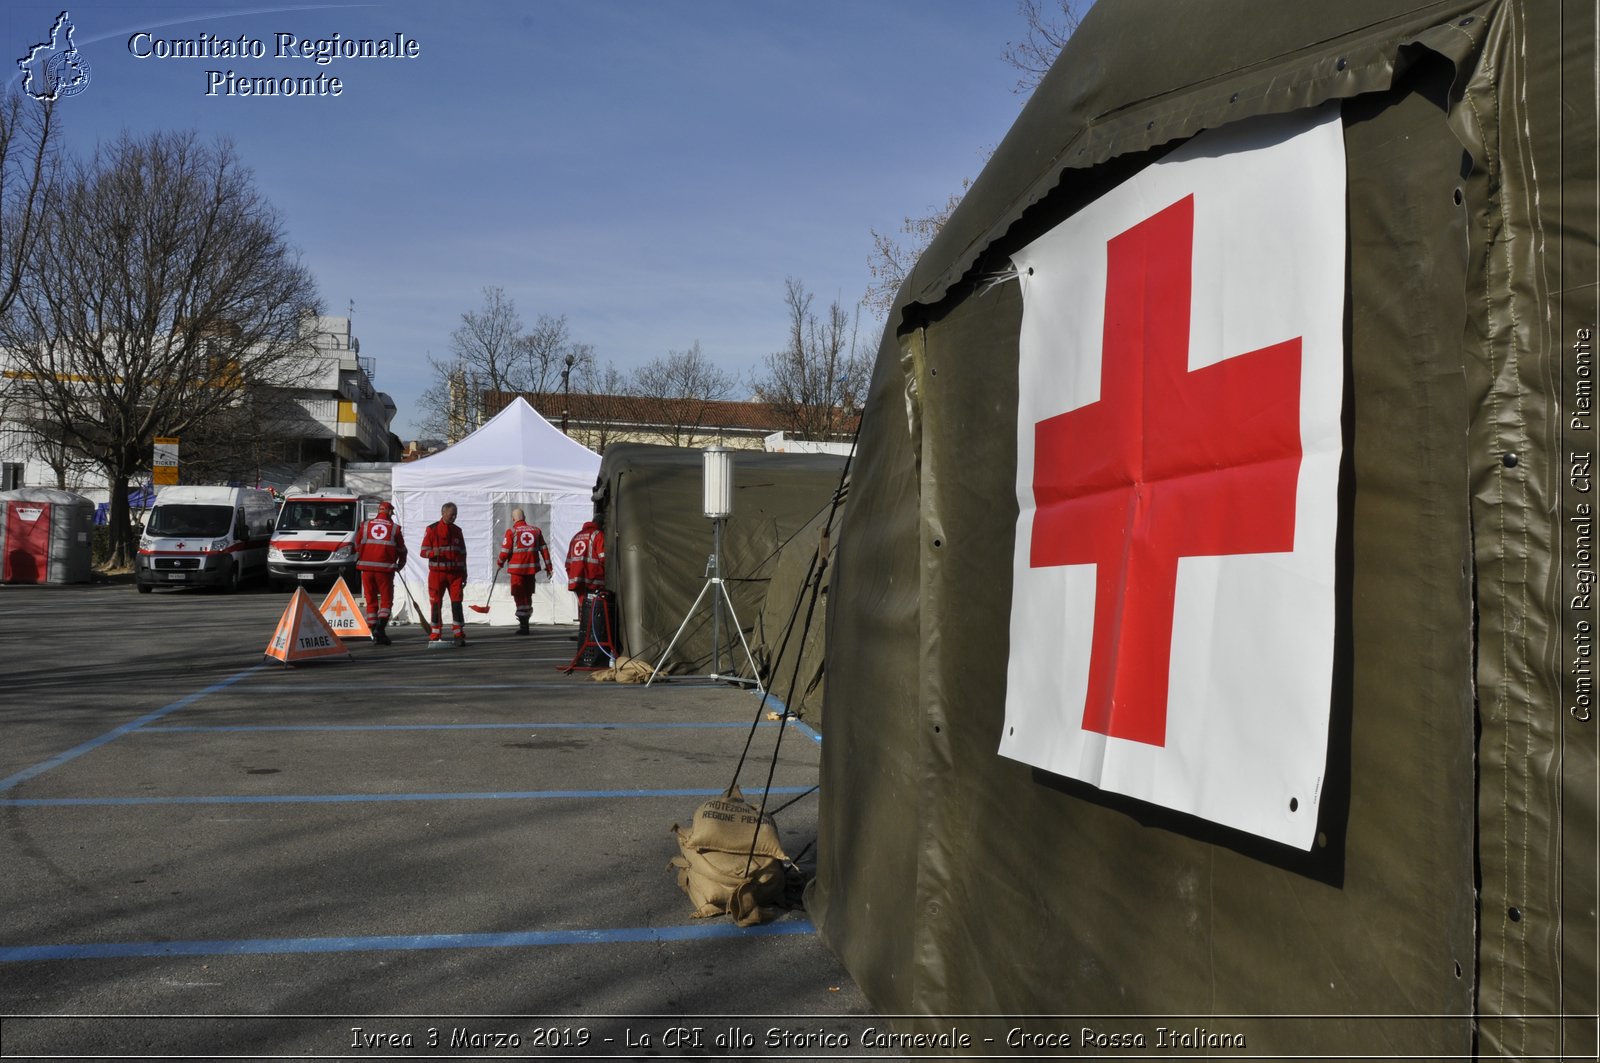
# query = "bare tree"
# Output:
<box><xmin>0</xmin><ymin>130</ymin><xmax>320</xmax><ymax>565</ymax></box>
<box><xmin>862</xmin><ymin>3</ymin><xmax>1086</xmax><ymax>316</ymax></box>
<box><xmin>628</xmin><ymin>341</ymin><xmax>736</xmax><ymax>448</ymax></box>
<box><xmin>864</xmin><ymin>181</ymin><xmax>971</xmax><ymax>317</ymax></box>
<box><xmin>573</xmin><ymin>360</ymin><xmax>641</xmax><ymax>452</ymax></box>
<box><xmin>417</xmin><ymin>289</ymin><xmax>595</xmax><ymax>439</ymax></box>
<box><xmin>446</xmin><ymin>285</ymin><xmax>522</xmax><ymax>392</ymax></box>
<box><xmin>756</xmin><ymin>279</ymin><xmax>869</xmax><ymax>442</ymax></box>
<box><xmin>0</xmin><ymin>91</ymin><xmax>59</xmax><ymax>318</ymax></box>
<box><xmin>521</xmin><ymin>315</ymin><xmax>595</xmax><ymax>402</ymax></box>
<box><xmin>177</xmin><ymin>386</ymin><xmax>314</xmax><ymax>486</ymax></box>
<box><xmin>0</xmin><ymin>91</ymin><xmax>62</xmax><ymax>438</ymax></box>
<box><xmin>1002</xmin><ymin>0</ymin><xmax>1087</xmax><ymax>95</ymax></box>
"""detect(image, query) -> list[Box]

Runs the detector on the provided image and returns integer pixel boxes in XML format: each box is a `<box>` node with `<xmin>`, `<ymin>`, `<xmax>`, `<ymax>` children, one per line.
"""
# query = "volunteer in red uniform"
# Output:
<box><xmin>565</xmin><ymin>519</ymin><xmax>605</xmax><ymax>596</ymax></box>
<box><xmin>355</xmin><ymin>500</ymin><xmax>407</xmax><ymax>646</ymax></box>
<box><xmin>419</xmin><ymin>501</ymin><xmax>468</xmax><ymax>647</ymax></box>
<box><xmin>497</xmin><ymin>508</ymin><xmax>553</xmax><ymax>635</ymax></box>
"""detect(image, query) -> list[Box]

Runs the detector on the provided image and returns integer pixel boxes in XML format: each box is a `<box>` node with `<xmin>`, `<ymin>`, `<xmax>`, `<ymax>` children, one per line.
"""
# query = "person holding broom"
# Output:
<box><xmin>420</xmin><ymin>501</ymin><xmax>468</xmax><ymax>647</ymax></box>
<box><xmin>354</xmin><ymin>500</ymin><xmax>407</xmax><ymax>646</ymax></box>
<box><xmin>497</xmin><ymin>508</ymin><xmax>553</xmax><ymax>636</ymax></box>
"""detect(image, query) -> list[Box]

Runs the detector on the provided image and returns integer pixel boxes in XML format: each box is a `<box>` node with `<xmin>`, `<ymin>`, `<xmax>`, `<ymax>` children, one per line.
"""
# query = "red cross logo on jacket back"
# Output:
<box><xmin>1029</xmin><ymin>194</ymin><xmax>1303</xmax><ymax>747</ymax></box>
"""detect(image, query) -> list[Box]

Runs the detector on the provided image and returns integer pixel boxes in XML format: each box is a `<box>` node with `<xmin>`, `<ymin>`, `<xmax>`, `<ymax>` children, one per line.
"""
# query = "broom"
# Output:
<box><xmin>397</xmin><ymin>573</ymin><xmax>430</xmax><ymax>638</ymax></box>
<box><xmin>469</xmin><ymin>563</ymin><xmax>502</xmax><ymax>614</ymax></box>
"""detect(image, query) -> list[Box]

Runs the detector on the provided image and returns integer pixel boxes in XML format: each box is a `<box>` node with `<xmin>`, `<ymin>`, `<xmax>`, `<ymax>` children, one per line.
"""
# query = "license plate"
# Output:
<box><xmin>166</xmin><ymin>573</ymin><xmax>186</xmax><ymax>581</ymax></box>
<box><xmin>297</xmin><ymin>572</ymin><xmax>315</xmax><ymax>580</ymax></box>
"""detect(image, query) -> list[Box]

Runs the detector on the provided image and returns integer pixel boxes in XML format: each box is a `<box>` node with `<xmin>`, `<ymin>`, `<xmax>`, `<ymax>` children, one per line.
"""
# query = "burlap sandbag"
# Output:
<box><xmin>589</xmin><ymin>656</ymin><xmax>655</xmax><ymax>683</ymax></box>
<box><xmin>669</xmin><ymin>787</ymin><xmax>790</xmax><ymax>926</ymax></box>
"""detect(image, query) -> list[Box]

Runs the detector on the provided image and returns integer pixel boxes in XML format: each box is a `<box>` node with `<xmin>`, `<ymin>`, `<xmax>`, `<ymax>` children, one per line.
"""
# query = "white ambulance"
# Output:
<box><xmin>268</xmin><ymin>488</ymin><xmax>375</xmax><ymax>590</ymax></box>
<box><xmin>136</xmin><ymin>486</ymin><xmax>277</xmax><ymax>593</ymax></box>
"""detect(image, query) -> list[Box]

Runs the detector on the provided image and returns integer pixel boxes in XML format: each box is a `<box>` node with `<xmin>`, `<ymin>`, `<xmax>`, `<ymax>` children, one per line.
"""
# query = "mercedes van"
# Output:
<box><xmin>136</xmin><ymin>486</ymin><xmax>276</xmax><ymax>593</ymax></box>
<box><xmin>268</xmin><ymin>488</ymin><xmax>374</xmax><ymax>589</ymax></box>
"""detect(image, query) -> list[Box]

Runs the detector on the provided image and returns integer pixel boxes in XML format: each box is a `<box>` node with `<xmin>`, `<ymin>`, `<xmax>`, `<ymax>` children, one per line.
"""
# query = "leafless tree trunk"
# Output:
<box><xmin>755</xmin><ymin>279</ymin><xmax>868</xmax><ymax>442</ymax></box>
<box><xmin>628</xmin><ymin>341</ymin><xmax>735</xmax><ymax>448</ymax></box>
<box><xmin>0</xmin><ymin>130</ymin><xmax>320</xmax><ymax>565</ymax></box>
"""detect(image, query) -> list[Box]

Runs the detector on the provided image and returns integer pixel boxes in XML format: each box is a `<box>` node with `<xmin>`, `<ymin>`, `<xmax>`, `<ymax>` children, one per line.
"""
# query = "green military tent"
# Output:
<box><xmin>593</xmin><ymin>443</ymin><xmax>847</xmax><ymax>678</ymax></box>
<box><xmin>808</xmin><ymin>1</ymin><xmax>1596</xmax><ymax>1057</ymax></box>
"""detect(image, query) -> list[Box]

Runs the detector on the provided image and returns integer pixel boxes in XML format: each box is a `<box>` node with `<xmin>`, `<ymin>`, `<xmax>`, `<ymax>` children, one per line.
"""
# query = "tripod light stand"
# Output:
<box><xmin>646</xmin><ymin>447</ymin><xmax>764</xmax><ymax>691</ymax></box>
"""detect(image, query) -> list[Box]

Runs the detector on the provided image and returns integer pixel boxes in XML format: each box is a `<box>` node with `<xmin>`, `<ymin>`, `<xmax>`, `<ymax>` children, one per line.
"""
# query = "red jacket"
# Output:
<box><xmin>355</xmin><ymin>516</ymin><xmax>407</xmax><ymax>571</ymax></box>
<box><xmin>565</xmin><ymin>521</ymin><xmax>605</xmax><ymax>592</ymax></box>
<box><xmin>419</xmin><ymin>520</ymin><xmax>466</xmax><ymax>572</ymax></box>
<box><xmin>499</xmin><ymin>520</ymin><xmax>552</xmax><ymax>575</ymax></box>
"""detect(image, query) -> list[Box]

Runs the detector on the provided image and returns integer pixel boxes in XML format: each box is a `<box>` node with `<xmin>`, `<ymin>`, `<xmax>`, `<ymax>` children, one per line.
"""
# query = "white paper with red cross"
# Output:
<box><xmin>1001</xmin><ymin>107</ymin><xmax>1345</xmax><ymax>850</ymax></box>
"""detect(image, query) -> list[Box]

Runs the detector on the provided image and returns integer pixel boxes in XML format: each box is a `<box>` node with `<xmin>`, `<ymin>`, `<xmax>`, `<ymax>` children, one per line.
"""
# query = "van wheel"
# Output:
<box><xmin>136</xmin><ymin>583</ymin><xmax>153</xmax><ymax>594</ymax></box>
<box><xmin>223</xmin><ymin>562</ymin><xmax>241</xmax><ymax>594</ymax></box>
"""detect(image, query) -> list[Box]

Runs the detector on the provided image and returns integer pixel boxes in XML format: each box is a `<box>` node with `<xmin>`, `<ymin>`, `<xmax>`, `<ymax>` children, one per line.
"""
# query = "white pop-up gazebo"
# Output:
<box><xmin>391</xmin><ymin>397</ymin><xmax>600</xmax><ymax>626</ymax></box>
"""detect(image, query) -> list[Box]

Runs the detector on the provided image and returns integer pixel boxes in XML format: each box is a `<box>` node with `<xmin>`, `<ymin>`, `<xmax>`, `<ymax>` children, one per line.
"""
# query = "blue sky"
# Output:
<box><xmin>4</xmin><ymin>1</ymin><xmax>1035</xmax><ymax>437</ymax></box>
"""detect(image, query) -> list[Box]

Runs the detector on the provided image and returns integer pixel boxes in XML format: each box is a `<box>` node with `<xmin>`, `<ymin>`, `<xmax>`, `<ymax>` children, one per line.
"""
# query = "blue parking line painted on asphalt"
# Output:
<box><xmin>751</xmin><ymin>692</ymin><xmax>823</xmax><ymax>745</ymax></box>
<box><xmin>139</xmin><ymin>721</ymin><xmax>806</xmax><ymax>733</ymax></box>
<box><xmin>0</xmin><ymin>663</ymin><xmax>267</xmax><ymax>793</ymax></box>
<box><xmin>0</xmin><ymin>919</ymin><xmax>815</xmax><ymax>963</ymax></box>
<box><xmin>1</xmin><ymin>785</ymin><xmax>815</xmax><ymax>808</ymax></box>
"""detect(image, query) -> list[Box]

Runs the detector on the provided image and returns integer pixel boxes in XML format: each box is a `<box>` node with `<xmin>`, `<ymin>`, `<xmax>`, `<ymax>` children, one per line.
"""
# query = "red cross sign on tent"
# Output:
<box><xmin>1000</xmin><ymin>107</ymin><xmax>1345</xmax><ymax>850</ymax></box>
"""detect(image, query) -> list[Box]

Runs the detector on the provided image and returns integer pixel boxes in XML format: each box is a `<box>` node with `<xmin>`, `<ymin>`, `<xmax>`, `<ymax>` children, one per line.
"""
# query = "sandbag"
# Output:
<box><xmin>669</xmin><ymin>788</ymin><xmax>789</xmax><ymax>926</ymax></box>
<box><xmin>589</xmin><ymin>655</ymin><xmax>654</xmax><ymax>683</ymax></box>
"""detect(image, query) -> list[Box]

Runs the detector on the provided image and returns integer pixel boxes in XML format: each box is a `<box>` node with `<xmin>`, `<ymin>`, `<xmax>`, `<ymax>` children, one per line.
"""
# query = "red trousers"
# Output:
<box><xmin>508</xmin><ymin>572</ymin><xmax>536</xmax><ymax>616</ymax></box>
<box><xmin>359</xmin><ymin>569</ymin><xmax>394</xmax><ymax>621</ymax></box>
<box><xmin>428</xmin><ymin>570</ymin><xmax>465</xmax><ymax>637</ymax></box>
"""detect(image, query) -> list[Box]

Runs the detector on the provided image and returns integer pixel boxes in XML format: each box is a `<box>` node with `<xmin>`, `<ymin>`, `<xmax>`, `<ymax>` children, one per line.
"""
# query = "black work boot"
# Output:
<box><xmin>517</xmin><ymin>616</ymin><xmax>529</xmax><ymax>636</ymax></box>
<box><xmin>373</xmin><ymin>621</ymin><xmax>392</xmax><ymax>646</ymax></box>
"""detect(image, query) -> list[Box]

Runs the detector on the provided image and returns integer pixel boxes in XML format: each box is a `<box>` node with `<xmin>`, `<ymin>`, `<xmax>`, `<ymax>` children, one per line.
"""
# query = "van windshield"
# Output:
<box><xmin>148</xmin><ymin>504</ymin><xmax>233</xmax><ymax>538</ymax></box>
<box><xmin>277</xmin><ymin>500</ymin><xmax>358</xmax><ymax>532</ymax></box>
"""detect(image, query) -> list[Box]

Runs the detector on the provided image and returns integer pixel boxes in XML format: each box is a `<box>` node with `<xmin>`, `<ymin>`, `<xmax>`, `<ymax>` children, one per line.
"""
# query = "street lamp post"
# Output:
<box><xmin>561</xmin><ymin>353</ymin><xmax>575</xmax><ymax>435</ymax></box>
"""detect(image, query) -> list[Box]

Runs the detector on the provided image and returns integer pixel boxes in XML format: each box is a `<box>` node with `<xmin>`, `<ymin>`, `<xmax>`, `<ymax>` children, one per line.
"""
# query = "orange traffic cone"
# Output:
<box><xmin>265</xmin><ymin>588</ymin><xmax>351</xmax><ymax>665</ymax></box>
<box><xmin>318</xmin><ymin>577</ymin><xmax>372</xmax><ymax>640</ymax></box>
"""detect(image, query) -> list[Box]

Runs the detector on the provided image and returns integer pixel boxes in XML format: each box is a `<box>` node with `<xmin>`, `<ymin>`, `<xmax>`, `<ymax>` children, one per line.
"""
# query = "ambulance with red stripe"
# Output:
<box><xmin>267</xmin><ymin>488</ymin><xmax>375</xmax><ymax>590</ymax></box>
<box><xmin>135</xmin><ymin>485</ymin><xmax>276</xmax><ymax>593</ymax></box>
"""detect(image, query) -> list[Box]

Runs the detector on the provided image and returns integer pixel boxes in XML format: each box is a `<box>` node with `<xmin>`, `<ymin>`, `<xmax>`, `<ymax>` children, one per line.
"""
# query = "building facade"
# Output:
<box><xmin>0</xmin><ymin>314</ymin><xmax>398</xmax><ymax>502</ymax></box>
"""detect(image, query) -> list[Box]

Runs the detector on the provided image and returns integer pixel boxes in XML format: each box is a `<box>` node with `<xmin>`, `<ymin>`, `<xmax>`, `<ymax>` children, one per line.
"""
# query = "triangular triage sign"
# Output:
<box><xmin>318</xmin><ymin>577</ymin><xmax>372</xmax><ymax>639</ymax></box>
<box><xmin>266</xmin><ymin>587</ymin><xmax>351</xmax><ymax>663</ymax></box>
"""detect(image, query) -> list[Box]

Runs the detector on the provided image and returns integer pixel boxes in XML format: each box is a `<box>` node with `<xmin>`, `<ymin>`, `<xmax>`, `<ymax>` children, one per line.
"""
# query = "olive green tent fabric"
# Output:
<box><xmin>750</xmin><ymin>489</ymin><xmax>848</xmax><ymax>726</ymax></box>
<box><xmin>593</xmin><ymin>444</ymin><xmax>847</xmax><ymax>677</ymax></box>
<box><xmin>809</xmin><ymin>1</ymin><xmax>1597</xmax><ymax>1057</ymax></box>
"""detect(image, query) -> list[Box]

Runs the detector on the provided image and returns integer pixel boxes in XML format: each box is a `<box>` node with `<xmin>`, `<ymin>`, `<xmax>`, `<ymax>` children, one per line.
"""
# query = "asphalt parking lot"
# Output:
<box><xmin>0</xmin><ymin>580</ymin><xmax>881</xmax><ymax>1060</ymax></box>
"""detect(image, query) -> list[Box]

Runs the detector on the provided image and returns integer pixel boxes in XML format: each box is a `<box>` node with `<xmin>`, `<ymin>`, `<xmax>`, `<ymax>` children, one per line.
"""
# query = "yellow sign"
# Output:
<box><xmin>153</xmin><ymin>437</ymin><xmax>179</xmax><ymax>485</ymax></box>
